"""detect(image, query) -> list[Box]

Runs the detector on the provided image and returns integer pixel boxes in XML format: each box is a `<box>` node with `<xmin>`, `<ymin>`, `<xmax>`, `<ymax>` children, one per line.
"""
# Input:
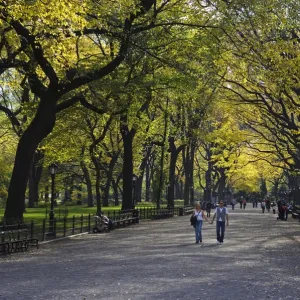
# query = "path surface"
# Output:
<box><xmin>1</xmin><ymin>208</ymin><xmax>300</xmax><ymax>300</ymax></box>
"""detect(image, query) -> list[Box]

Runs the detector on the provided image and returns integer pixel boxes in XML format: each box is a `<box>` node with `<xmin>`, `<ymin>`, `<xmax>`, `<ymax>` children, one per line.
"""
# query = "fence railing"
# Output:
<box><xmin>44</xmin><ymin>207</ymin><xmax>69</xmax><ymax>219</ymax></box>
<box><xmin>1</xmin><ymin>206</ymin><xmax>192</xmax><ymax>243</ymax></box>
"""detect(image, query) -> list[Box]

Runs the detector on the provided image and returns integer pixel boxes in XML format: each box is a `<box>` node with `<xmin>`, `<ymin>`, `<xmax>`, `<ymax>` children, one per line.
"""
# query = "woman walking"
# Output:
<box><xmin>192</xmin><ymin>203</ymin><xmax>209</xmax><ymax>245</ymax></box>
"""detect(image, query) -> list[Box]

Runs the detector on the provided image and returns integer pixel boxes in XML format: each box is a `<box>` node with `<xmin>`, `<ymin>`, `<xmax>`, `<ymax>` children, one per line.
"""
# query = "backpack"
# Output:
<box><xmin>190</xmin><ymin>215</ymin><xmax>197</xmax><ymax>227</ymax></box>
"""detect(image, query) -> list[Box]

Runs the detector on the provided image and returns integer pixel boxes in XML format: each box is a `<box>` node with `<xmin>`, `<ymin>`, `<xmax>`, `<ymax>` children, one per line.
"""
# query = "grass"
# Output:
<box><xmin>0</xmin><ymin>202</ymin><xmax>165</xmax><ymax>223</ymax></box>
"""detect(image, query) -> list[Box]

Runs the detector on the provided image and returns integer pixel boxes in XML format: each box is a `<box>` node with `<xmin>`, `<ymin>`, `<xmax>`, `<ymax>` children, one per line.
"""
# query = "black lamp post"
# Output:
<box><xmin>49</xmin><ymin>163</ymin><xmax>58</xmax><ymax>234</ymax></box>
<box><xmin>132</xmin><ymin>174</ymin><xmax>138</xmax><ymax>209</ymax></box>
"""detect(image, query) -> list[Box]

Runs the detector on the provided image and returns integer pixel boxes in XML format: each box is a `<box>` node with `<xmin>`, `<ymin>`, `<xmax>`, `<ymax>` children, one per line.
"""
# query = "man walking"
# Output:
<box><xmin>206</xmin><ymin>202</ymin><xmax>212</xmax><ymax>217</ymax></box>
<box><xmin>211</xmin><ymin>201</ymin><xmax>229</xmax><ymax>244</ymax></box>
<box><xmin>230</xmin><ymin>199</ymin><xmax>236</xmax><ymax>210</ymax></box>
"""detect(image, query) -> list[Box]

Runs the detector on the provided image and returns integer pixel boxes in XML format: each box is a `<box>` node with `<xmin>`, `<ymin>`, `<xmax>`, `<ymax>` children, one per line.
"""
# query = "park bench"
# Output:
<box><xmin>9</xmin><ymin>230</ymin><xmax>27</xmax><ymax>253</ymax></box>
<box><xmin>0</xmin><ymin>229</ymin><xmax>39</xmax><ymax>254</ymax></box>
<box><xmin>0</xmin><ymin>232</ymin><xmax>10</xmax><ymax>255</ymax></box>
<box><xmin>292</xmin><ymin>209</ymin><xmax>300</xmax><ymax>222</ymax></box>
<box><xmin>151</xmin><ymin>209</ymin><xmax>173</xmax><ymax>220</ymax></box>
<box><xmin>112</xmin><ymin>211</ymin><xmax>139</xmax><ymax>228</ymax></box>
<box><xmin>183</xmin><ymin>206</ymin><xmax>194</xmax><ymax>215</ymax></box>
<box><xmin>14</xmin><ymin>229</ymin><xmax>39</xmax><ymax>251</ymax></box>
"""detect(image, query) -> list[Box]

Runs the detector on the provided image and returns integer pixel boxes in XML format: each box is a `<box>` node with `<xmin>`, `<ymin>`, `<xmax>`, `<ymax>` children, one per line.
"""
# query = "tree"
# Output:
<box><xmin>0</xmin><ymin>0</ymin><xmax>161</xmax><ymax>221</ymax></box>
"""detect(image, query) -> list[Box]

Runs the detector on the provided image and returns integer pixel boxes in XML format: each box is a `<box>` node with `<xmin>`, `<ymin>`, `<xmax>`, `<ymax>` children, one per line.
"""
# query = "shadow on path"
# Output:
<box><xmin>1</xmin><ymin>208</ymin><xmax>300</xmax><ymax>300</ymax></box>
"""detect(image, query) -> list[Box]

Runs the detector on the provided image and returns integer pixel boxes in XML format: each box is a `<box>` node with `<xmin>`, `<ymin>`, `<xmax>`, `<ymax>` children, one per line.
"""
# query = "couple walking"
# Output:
<box><xmin>192</xmin><ymin>201</ymin><xmax>229</xmax><ymax>245</ymax></box>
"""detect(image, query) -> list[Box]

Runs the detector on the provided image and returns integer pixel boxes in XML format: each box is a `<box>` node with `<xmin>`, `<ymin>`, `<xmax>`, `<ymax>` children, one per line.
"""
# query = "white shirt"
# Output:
<box><xmin>215</xmin><ymin>207</ymin><xmax>228</xmax><ymax>221</ymax></box>
<box><xmin>194</xmin><ymin>209</ymin><xmax>203</xmax><ymax>221</ymax></box>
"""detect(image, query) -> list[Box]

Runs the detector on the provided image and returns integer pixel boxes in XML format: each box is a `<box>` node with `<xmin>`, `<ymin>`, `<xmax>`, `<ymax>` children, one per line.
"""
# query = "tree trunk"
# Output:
<box><xmin>103</xmin><ymin>153</ymin><xmax>119</xmax><ymax>207</ymax></box>
<box><xmin>80</xmin><ymin>160</ymin><xmax>94</xmax><ymax>207</ymax></box>
<box><xmin>91</xmin><ymin>156</ymin><xmax>102</xmax><ymax>214</ymax></box>
<box><xmin>175</xmin><ymin>179</ymin><xmax>181</xmax><ymax>199</ymax></box>
<box><xmin>136</xmin><ymin>148</ymin><xmax>150</xmax><ymax>203</ymax></box>
<box><xmin>217</xmin><ymin>174</ymin><xmax>226</xmax><ymax>202</ymax></box>
<box><xmin>167</xmin><ymin>137</ymin><xmax>184</xmax><ymax>208</ymax></box>
<box><xmin>112</xmin><ymin>178</ymin><xmax>119</xmax><ymax>206</ymax></box>
<box><xmin>28</xmin><ymin>150</ymin><xmax>44</xmax><ymax>208</ymax></box>
<box><xmin>135</xmin><ymin>174</ymin><xmax>143</xmax><ymax>203</ymax></box>
<box><xmin>145</xmin><ymin>159</ymin><xmax>150</xmax><ymax>202</ymax></box>
<box><xmin>120</xmin><ymin>120</ymin><xmax>136</xmax><ymax>210</ymax></box>
<box><xmin>102</xmin><ymin>179</ymin><xmax>110</xmax><ymax>207</ymax></box>
<box><xmin>183</xmin><ymin>146</ymin><xmax>190</xmax><ymax>206</ymax></box>
<box><xmin>45</xmin><ymin>186</ymin><xmax>49</xmax><ymax>203</ymax></box>
<box><xmin>63</xmin><ymin>180</ymin><xmax>70</xmax><ymax>203</ymax></box>
<box><xmin>4</xmin><ymin>97</ymin><xmax>57</xmax><ymax>222</ymax></box>
<box><xmin>156</xmin><ymin>105</ymin><xmax>168</xmax><ymax>208</ymax></box>
<box><xmin>189</xmin><ymin>141</ymin><xmax>196</xmax><ymax>205</ymax></box>
<box><xmin>205</xmin><ymin>145</ymin><xmax>213</xmax><ymax>203</ymax></box>
<box><xmin>28</xmin><ymin>167</ymin><xmax>36</xmax><ymax>209</ymax></box>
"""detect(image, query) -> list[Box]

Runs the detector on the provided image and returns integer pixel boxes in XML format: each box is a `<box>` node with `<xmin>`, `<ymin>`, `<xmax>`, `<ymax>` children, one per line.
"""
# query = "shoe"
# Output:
<box><xmin>220</xmin><ymin>242</ymin><xmax>223</xmax><ymax>244</ymax></box>
<box><xmin>196</xmin><ymin>241</ymin><xmax>199</xmax><ymax>244</ymax></box>
<box><xmin>217</xmin><ymin>241</ymin><xmax>221</xmax><ymax>245</ymax></box>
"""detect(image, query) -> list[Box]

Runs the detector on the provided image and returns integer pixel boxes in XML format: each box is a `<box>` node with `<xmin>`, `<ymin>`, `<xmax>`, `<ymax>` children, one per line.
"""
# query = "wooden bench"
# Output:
<box><xmin>292</xmin><ymin>210</ymin><xmax>300</xmax><ymax>221</ymax></box>
<box><xmin>151</xmin><ymin>210</ymin><xmax>173</xmax><ymax>220</ymax></box>
<box><xmin>183</xmin><ymin>206</ymin><xmax>195</xmax><ymax>215</ymax></box>
<box><xmin>19</xmin><ymin>229</ymin><xmax>39</xmax><ymax>250</ymax></box>
<box><xmin>112</xmin><ymin>212</ymin><xmax>139</xmax><ymax>228</ymax></box>
<box><xmin>1</xmin><ymin>229</ymin><xmax>39</xmax><ymax>254</ymax></box>
<box><xmin>9</xmin><ymin>230</ymin><xmax>27</xmax><ymax>253</ymax></box>
<box><xmin>0</xmin><ymin>232</ymin><xmax>10</xmax><ymax>255</ymax></box>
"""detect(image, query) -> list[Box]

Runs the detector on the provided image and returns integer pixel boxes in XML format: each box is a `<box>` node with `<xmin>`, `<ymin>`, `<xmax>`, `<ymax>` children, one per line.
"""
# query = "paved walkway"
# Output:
<box><xmin>1</xmin><ymin>208</ymin><xmax>300</xmax><ymax>300</ymax></box>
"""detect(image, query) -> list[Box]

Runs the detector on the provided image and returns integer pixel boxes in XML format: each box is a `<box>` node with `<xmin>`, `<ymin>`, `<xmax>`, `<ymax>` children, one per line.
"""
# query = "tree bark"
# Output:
<box><xmin>80</xmin><ymin>160</ymin><xmax>94</xmax><ymax>207</ymax></box>
<box><xmin>120</xmin><ymin>118</ymin><xmax>136</xmax><ymax>210</ymax></box>
<box><xmin>136</xmin><ymin>147</ymin><xmax>151</xmax><ymax>203</ymax></box>
<box><xmin>167</xmin><ymin>137</ymin><xmax>185</xmax><ymax>208</ymax></box>
<box><xmin>189</xmin><ymin>141</ymin><xmax>196</xmax><ymax>205</ymax></box>
<box><xmin>145</xmin><ymin>158</ymin><xmax>151</xmax><ymax>202</ymax></box>
<box><xmin>112</xmin><ymin>178</ymin><xmax>119</xmax><ymax>206</ymax></box>
<box><xmin>4</xmin><ymin>97</ymin><xmax>57</xmax><ymax>222</ymax></box>
<box><xmin>217</xmin><ymin>170</ymin><xmax>226</xmax><ymax>202</ymax></box>
<box><xmin>90</xmin><ymin>155</ymin><xmax>102</xmax><ymax>214</ymax></box>
<box><xmin>205</xmin><ymin>145</ymin><xmax>213</xmax><ymax>203</ymax></box>
<box><xmin>103</xmin><ymin>152</ymin><xmax>119</xmax><ymax>207</ymax></box>
<box><xmin>28</xmin><ymin>150</ymin><xmax>44</xmax><ymax>208</ymax></box>
<box><xmin>183</xmin><ymin>146</ymin><xmax>191</xmax><ymax>206</ymax></box>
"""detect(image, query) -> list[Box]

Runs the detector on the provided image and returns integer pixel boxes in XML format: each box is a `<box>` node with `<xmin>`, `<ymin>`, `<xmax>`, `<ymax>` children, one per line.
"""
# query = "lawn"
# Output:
<box><xmin>0</xmin><ymin>202</ymin><xmax>162</xmax><ymax>223</ymax></box>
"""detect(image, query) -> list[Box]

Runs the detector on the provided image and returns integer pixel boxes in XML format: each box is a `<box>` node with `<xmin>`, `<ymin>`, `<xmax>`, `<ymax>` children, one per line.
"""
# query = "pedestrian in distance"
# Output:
<box><xmin>192</xmin><ymin>203</ymin><xmax>210</xmax><ymax>245</ymax></box>
<box><xmin>266</xmin><ymin>199</ymin><xmax>271</xmax><ymax>212</ymax></box>
<box><xmin>271</xmin><ymin>201</ymin><xmax>276</xmax><ymax>214</ymax></box>
<box><xmin>231</xmin><ymin>199</ymin><xmax>236</xmax><ymax>210</ymax></box>
<box><xmin>277</xmin><ymin>199</ymin><xmax>282</xmax><ymax>211</ymax></box>
<box><xmin>242</xmin><ymin>198</ymin><xmax>247</xmax><ymax>209</ymax></box>
<box><xmin>261</xmin><ymin>200</ymin><xmax>266</xmax><ymax>213</ymax></box>
<box><xmin>240</xmin><ymin>197</ymin><xmax>243</xmax><ymax>209</ymax></box>
<box><xmin>252</xmin><ymin>199</ymin><xmax>255</xmax><ymax>208</ymax></box>
<box><xmin>210</xmin><ymin>200</ymin><xmax>229</xmax><ymax>245</ymax></box>
<box><xmin>206</xmin><ymin>202</ymin><xmax>212</xmax><ymax>217</ymax></box>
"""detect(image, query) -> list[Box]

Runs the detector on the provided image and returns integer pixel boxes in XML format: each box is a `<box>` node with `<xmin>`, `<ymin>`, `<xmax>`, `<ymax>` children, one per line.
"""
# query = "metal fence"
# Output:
<box><xmin>1</xmin><ymin>206</ymin><xmax>194</xmax><ymax>243</ymax></box>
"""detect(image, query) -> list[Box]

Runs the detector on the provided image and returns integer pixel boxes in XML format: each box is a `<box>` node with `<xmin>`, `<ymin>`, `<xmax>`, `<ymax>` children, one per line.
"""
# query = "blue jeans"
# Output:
<box><xmin>195</xmin><ymin>220</ymin><xmax>203</xmax><ymax>242</ymax></box>
<box><xmin>216</xmin><ymin>221</ymin><xmax>225</xmax><ymax>243</ymax></box>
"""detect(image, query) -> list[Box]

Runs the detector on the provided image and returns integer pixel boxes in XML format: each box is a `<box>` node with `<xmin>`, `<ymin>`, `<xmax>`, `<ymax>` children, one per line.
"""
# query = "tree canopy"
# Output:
<box><xmin>1</xmin><ymin>0</ymin><xmax>300</xmax><ymax>221</ymax></box>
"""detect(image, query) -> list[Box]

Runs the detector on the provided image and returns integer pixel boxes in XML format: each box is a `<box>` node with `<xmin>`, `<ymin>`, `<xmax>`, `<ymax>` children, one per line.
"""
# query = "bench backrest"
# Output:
<box><xmin>1</xmin><ymin>229</ymin><xmax>29</xmax><ymax>242</ymax></box>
